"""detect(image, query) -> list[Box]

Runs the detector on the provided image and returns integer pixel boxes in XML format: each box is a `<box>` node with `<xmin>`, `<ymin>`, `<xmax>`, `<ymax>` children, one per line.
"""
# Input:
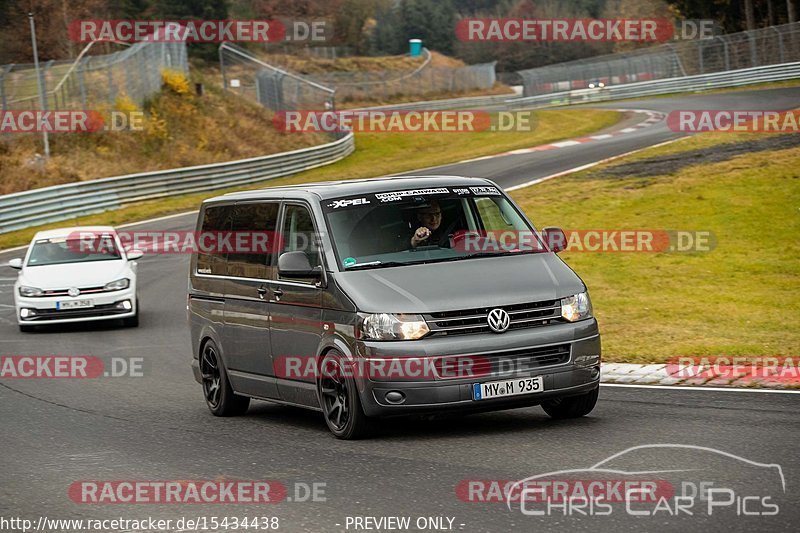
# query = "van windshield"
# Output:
<box><xmin>322</xmin><ymin>185</ymin><xmax>545</xmax><ymax>270</ymax></box>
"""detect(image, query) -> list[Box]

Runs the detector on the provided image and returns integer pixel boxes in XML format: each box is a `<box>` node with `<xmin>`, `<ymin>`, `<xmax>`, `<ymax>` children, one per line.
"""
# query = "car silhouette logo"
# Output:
<box><xmin>68</xmin><ymin>287</ymin><xmax>81</xmax><ymax>297</ymax></box>
<box><xmin>487</xmin><ymin>308</ymin><xmax>510</xmax><ymax>333</ymax></box>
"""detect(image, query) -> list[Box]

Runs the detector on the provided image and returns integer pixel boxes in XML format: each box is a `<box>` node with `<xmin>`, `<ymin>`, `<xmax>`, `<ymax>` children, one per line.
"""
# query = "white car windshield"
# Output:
<box><xmin>27</xmin><ymin>237</ymin><xmax>122</xmax><ymax>267</ymax></box>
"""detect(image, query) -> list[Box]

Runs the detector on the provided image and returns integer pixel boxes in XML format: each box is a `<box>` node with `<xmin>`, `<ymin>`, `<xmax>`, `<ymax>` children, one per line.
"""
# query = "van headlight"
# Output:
<box><xmin>104</xmin><ymin>278</ymin><xmax>130</xmax><ymax>291</ymax></box>
<box><xmin>359</xmin><ymin>313</ymin><xmax>430</xmax><ymax>340</ymax></box>
<box><xmin>19</xmin><ymin>286</ymin><xmax>43</xmax><ymax>297</ymax></box>
<box><xmin>561</xmin><ymin>292</ymin><xmax>592</xmax><ymax>322</ymax></box>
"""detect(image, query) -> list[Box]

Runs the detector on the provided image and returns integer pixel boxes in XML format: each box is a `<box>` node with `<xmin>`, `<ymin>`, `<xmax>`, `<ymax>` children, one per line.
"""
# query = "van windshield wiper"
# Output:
<box><xmin>343</xmin><ymin>260</ymin><xmax>413</xmax><ymax>271</ymax></box>
<box><xmin>427</xmin><ymin>250</ymin><xmax>540</xmax><ymax>264</ymax></box>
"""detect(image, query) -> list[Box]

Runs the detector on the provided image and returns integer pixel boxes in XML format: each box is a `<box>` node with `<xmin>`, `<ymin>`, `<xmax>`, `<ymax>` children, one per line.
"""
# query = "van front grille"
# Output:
<box><xmin>433</xmin><ymin>344</ymin><xmax>571</xmax><ymax>379</ymax></box>
<box><xmin>424</xmin><ymin>299</ymin><xmax>564</xmax><ymax>336</ymax></box>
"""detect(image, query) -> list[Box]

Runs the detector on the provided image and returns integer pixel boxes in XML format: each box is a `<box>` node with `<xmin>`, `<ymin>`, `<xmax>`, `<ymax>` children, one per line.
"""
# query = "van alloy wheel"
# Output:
<box><xmin>320</xmin><ymin>356</ymin><xmax>350</xmax><ymax>431</ymax></box>
<box><xmin>201</xmin><ymin>343</ymin><xmax>222</xmax><ymax>409</ymax></box>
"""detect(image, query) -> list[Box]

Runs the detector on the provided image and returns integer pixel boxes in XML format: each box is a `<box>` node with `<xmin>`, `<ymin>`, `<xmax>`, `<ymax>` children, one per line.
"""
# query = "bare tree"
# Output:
<box><xmin>743</xmin><ymin>0</ymin><xmax>755</xmax><ymax>29</ymax></box>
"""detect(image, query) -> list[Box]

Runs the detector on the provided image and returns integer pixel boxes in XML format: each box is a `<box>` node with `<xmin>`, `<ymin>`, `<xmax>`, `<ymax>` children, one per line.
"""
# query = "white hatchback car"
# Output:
<box><xmin>9</xmin><ymin>226</ymin><xmax>142</xmax><ymax>332</ymax></box>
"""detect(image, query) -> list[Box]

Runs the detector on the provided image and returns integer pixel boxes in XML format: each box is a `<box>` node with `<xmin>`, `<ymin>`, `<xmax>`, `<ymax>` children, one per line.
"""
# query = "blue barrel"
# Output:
<box><xmin>409</xmin><ymin>39</ymin><xmax>423</xmax><ymax>57</ymax></box>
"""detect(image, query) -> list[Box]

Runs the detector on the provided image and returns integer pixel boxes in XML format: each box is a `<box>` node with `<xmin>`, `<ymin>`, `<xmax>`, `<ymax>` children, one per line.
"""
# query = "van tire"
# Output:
<box><xmin>541</xmin><ymin>387</ymin><xmax>599</xmax><ymax>419</ymax></box>
<box><xmin>200</xmin><ymin>340</ymin><xmax>249</xmax><ymax>416</ymax></box>
<box><xmin>318</xmin><ymin>350</ymin><xmax>373</xmax><ymax>439</ymax></box>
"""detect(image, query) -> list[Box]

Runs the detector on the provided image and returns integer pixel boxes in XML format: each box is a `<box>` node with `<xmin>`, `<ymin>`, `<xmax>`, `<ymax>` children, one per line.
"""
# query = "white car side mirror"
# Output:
<box><xmin>126</xmin><ymin>250</ymin><xmax>144</xmax><ymax>261</ymax></box>
<box><xmin>8</xmin><ymin>258</ymin><xmax>22</xmax><ymax>269</ymax></box>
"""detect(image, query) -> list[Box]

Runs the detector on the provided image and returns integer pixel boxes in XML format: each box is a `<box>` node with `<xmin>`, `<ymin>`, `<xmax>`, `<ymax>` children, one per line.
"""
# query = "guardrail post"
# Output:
<box><xmin>698</xmin><ymin>41</ymin><xmax>705</xmax><ymax>74</ymax></box>
<box><xmin>107</xmin><ymin>65</ymin><xmax>115</xmax><ymax>105</ymax></box>
<box><xmin>0</xmin><ymin>76</ymin><xmax>4</xmax><ymax>115</ymax></box>
<box><xmin>219</xmin><ymin>43</ymin><xmax>228</xmax><ymax>92</ymax></box>
<box><xmin>746</xmin><ymin>30</ymin><xmax>758</xmax><ymax>67</ymax></box>
<box><xmin>771</xmin><ymin>26</ymin><xmax>785</xmax><ymax>62</ymax></box>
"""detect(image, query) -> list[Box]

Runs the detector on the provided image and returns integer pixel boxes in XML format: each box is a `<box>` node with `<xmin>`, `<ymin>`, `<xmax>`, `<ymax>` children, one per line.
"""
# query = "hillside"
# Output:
<box><xmin>0</xmin><ymin>68</ymin><xmax>327</xmax><ymax>195</ymax></box>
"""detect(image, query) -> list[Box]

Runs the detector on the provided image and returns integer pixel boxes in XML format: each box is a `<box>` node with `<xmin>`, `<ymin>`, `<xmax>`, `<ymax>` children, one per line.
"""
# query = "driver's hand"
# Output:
<box><xmin>411</xmin><ymin>227</ymin><xmax>431</xmax><ymax>247</ymax></box>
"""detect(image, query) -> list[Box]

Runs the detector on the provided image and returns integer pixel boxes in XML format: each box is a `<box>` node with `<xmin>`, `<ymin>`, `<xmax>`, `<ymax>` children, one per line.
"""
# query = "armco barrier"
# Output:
<box><xmin>507</xmin><ymin>62</ymin><xmax>800</xmax><ymax>109</ymax></box>
<box><xmin>352</xmin><ymin>93</ymin><xmax>521</xmax><ymax>112</ymax></box>
<box><xmin>0</xmin><ymin>133</ymin><xmax>354</xmax><ymax>234</ymax></box>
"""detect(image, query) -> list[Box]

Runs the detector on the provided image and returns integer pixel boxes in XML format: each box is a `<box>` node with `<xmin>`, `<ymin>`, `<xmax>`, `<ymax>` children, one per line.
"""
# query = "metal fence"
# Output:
<box><xmin>0</xmin><ymin>132</ymin><xmax>354</xmax><ymax>234</ymax></box>
<box><xmin>1</xmin><ymin>38</ymin><xmax>188</xmax><ymax>113</ymax></box>
<box><xmin>518</xmin><ymin>22</ymin><xmax>800</xmax><ymax>96</ymax></box>
<box><xmin>219</xmin><ymin>42</ymin><xmax>336</xmax><ymax>112</ymax></box>
<box><xmin>508</xmin><ymin>62</ymin><xmax>800</xmax><ymax>109</ymax></box>
<box><xmin>316</xmin><ymin>55</ymin><xmax>498</xmax><ymax>105</ymax></box>
<box><xmin>220</xmin><ymin>44</ymin><xmax>498</xmax><ymax>110</ymax></box>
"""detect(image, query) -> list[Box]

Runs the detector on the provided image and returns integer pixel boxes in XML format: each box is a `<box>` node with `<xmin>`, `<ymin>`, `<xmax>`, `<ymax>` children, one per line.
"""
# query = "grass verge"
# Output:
<box><xmin>509</xmin><ymin>131</ymin><xmax>800</xmax><ymax>363</ymax></box>
<box><xmin>0</xmin><ymin>108</ymin><xmax>621</xmax><ymax>250</ymax></box>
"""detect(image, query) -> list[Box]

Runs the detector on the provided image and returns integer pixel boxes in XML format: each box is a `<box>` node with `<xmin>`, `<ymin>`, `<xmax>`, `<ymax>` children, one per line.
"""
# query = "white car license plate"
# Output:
<box><xmin>473</xmin><ymin>376</ymin><xmax>544</xmax><ymax>400</ymax></box>
<box><xmin>57</xmin><ymin>299</ymin><xmax>94</xmax><ymax>310</ymax></box>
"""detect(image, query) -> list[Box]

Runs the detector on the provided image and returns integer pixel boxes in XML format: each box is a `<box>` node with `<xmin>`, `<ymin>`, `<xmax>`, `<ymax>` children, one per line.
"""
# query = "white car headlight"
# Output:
<box><xmin>561</xmin><ymin>292</ymin><xmax>592</xmax><ymax>322</ymax></box>
<box><xmin>359</xmin><ymin>313</ymin><xmax>430</xmax><ymax>340</ymax></box>
<box><xmin>104</xmin><ymin>278</ymin><xmax>130</xmax><ymax>291</ymax></box>
<box><xmin>19</xmin><ymin>286</ymin><xmax>43</xmax><ymax>297</ymax></box>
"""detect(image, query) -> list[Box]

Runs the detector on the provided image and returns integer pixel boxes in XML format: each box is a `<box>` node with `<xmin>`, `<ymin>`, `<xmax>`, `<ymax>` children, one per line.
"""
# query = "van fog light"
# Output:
<box><xmin>20</xmin><ymin>308</ymin><xmax>36</xmax><ymax>319</ymax></box>
<box><xmin>117</xmin><ymin>300</ymin><xmax>133</xmax><ymax>310</ymax></box>
<box><xmin>385</xmin><ymin>391</ymin><xmax>406</xmax><ymax>404</ymax></box>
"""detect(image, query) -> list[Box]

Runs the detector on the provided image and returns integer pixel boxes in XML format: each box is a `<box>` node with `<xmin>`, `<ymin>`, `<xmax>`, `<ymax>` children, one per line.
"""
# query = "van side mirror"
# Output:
<box><xmin>126</xmin><ymin>249</ymin><xmax>144</xmax><ymax>261</ymax></box>
<box><xmin>278</xmin><ymin>251</ymin><xmax>320</xmax><ymax>279</ymax></box>
<box><xmin>8</xmin><ymin>258</ymin><xmax>22</xmax><ymax>269</ymax></box>
<box><xmin>541</xmin><ymin>227</ymin><xmax>567</xmax><ymax>253</ymax></box>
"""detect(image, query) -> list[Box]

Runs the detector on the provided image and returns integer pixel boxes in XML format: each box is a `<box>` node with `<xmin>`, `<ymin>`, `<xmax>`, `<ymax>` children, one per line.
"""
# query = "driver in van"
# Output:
<box><xmin>409</xmin><ymin>200</ymin><xmax>455</xmax><ymax>249</ymax></box>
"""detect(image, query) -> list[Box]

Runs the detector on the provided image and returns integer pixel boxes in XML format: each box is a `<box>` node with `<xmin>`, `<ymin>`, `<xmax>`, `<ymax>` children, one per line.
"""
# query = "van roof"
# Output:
<box><xmin>205</xmin><ymin>175</ymin><xmax>496</xmax><ymax>203</ymax></box>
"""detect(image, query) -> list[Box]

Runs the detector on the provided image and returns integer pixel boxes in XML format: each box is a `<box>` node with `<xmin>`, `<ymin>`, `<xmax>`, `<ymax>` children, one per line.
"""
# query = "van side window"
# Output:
<box><xmin>279</xmin><ymin>204</ymin><xmax>321</xmax><ymax>282</ymax></box>
<box><xmin>197</xmin><ymin>205</ymin><xmax>232</xmax><ymax>276</ymax></box>
<box><xmin>227</xmin><ymin>202</ymin><xmax>279</xmax><ymax>279</ymax></box>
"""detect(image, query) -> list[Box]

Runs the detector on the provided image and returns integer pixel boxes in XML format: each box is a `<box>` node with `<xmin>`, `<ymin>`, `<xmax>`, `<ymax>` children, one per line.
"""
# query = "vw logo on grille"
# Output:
<box><xmin>67</xmin><ymin>287</ymin><xmax>80</xmax><ymax>297</ymax></box>
<box><xmin>487</xmin><ymin>308</ymin><xmax>510</xmax><ymax>333</ymax></box>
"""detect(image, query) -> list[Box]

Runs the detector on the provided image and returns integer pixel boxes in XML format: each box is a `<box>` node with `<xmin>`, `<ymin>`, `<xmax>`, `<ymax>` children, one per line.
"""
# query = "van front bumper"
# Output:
<box><xmin>354</xmin><ymin>319</ymin><xmax>601</xmax><ymax>417</ymax></box>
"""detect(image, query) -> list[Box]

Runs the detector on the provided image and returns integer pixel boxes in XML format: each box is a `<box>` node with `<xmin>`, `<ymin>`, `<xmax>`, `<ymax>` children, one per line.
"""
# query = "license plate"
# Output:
<box><xmin>57</xmin><ymin>299</ymin><xmax>94</xmax><ymax>310</ymax></box>
<box><xmin>473</xmin><ymin>376</ymin><xmax>544</xmax><ymax>400</ymax></box>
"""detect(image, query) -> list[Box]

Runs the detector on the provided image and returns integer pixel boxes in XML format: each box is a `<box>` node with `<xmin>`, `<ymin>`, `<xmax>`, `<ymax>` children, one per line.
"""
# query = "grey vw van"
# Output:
<box><xmin>188</xmin><ymin>176</ymin><xmax>600</xmax><ymax>439</ymax></box>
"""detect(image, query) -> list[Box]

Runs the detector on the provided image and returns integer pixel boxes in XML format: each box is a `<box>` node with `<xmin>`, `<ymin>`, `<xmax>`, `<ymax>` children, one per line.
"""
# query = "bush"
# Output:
<box><xmin>161</xmin><ymin>69</ymin><xmax>190</xmax><ymax>95</ymax></box>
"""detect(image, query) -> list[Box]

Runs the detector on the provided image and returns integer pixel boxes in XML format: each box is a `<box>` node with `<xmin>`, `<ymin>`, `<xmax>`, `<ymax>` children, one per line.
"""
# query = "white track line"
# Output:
<box><xmin>506</xmin><ymin>137</ymin><xmax>683</xmax><ymax>191</ymax></box>
<box><xmin>602</xmin><ymin>383</ymin><xmax>800</xmax><ymax>394</ymax></box>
